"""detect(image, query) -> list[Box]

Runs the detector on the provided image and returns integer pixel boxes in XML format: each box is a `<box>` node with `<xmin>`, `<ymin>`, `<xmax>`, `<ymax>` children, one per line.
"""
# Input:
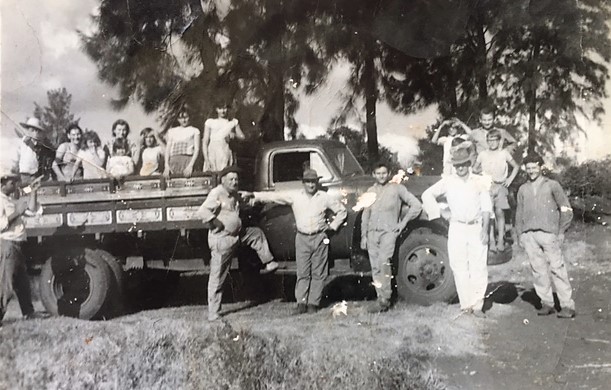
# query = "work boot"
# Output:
<box><xmin>24</xmin><ymin>312</ymin><xmax>47</xmax><ymax>320</ymax></box>
<box><xmin>208</xmin><ymin>313</ymin><xmax>221</xmax><ymax>322</ymax></box>
<box><xmin>307</xmin><ymin>304</ymin><xmax>319</xmax><ymax>314</ymax></box>
<box><xmin>260</xmin><ymin>261</ymin><xmax>280</xmax><ymax>274</ymax></box>
<box><xmin>292</xmin><ymin>304</ymin><xmax>307</xmax><ymax>315</ymax></box>
<box><xmin>367</xmin><ymin>300</ymin><xmax>390</xmax><ymax>313</ymax></box>
<box><xmin>556</xmin><ymin>309</ymin><xmax>576</xmax><ymax>319</ymax></box>
<box><xmin>537</xmin><ymin>304</ymin><xmax>555</xmax><ymax>316</ymax></box>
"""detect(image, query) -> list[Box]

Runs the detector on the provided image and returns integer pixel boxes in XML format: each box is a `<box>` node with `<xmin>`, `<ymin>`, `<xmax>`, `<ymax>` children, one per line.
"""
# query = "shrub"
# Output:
<box><xmin>559</xmin><ymin>158</ymin><xmax>611</xmax><ymax>199</ymax></box>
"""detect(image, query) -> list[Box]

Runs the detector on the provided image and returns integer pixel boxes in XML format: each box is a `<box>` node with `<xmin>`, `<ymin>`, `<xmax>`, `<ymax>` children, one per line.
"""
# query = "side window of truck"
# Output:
<box><xmin>272</xmin><ymin>151</ymin><xmax>332</xmax><ymax>183</ymax></box>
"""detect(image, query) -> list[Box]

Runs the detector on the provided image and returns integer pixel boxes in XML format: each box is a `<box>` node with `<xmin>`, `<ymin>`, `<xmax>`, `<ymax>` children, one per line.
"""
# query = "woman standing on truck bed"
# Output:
<box><xmin>52</xmin><ymin>124</ymin><xmax>83</xmax><ymax>181</ymax></box>
<box><xmin>163</xmin><ymin>109</ymin><xmax>200</xmax><ymax>178</ymax></box>
<box><xmin>202</xmin><ymin>102</ymin><xmax>245</xmax><ymax>172</ymax></box>
<box><xmin>72</xmin><ymin>130</ymin><xmax>107</xmax><ymax>180</ymax></box>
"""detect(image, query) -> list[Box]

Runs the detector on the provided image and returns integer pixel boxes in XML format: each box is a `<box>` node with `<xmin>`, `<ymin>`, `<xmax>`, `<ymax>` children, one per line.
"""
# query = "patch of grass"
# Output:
<box><xmin>0</xmin><ymin>314</ymin><xmax>446</xmax><ymax>390</ymax></box>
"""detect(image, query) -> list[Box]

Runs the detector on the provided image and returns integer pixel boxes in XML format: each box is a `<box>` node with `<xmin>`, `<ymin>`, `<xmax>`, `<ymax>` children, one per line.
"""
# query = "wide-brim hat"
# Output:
<box><xmin>450</xmin><ymin>143</ymin><xmax>473</xmax><ymax>165</ymax></box>
<box><xmin>301</xmin><ymin>168</ymin><xmax>322</xmax><ymax>181</ymax></box>
<box><xmin>218</xmin><ymin>165</ymin><xmax>241</xmax><ymax>179</ymax></box>
<box><xmin>0</xmin><ymin>166</ymin><xmax>20</xmax><ymax>180</ymax></box>
<box><xmin>20</xmin><ymin>117</ymin><xmax>45</xmax><ymax>132</ymax></box>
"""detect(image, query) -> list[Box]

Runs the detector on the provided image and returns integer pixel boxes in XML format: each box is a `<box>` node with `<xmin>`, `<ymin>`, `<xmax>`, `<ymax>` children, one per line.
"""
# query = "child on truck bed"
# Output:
<box><xmin>106</xmin><ymin>138</ymin><xmax>134</xmax><ymax>178</ymax></box>
<box><xmin>137</xmin><ymin>128</ymin><xmax>164</xmax><ymax>176</ymax></box>
<box><xmin>72</xmin><ymin>130</ymin><xmax>107</xmax><ymax>180</ymax></box>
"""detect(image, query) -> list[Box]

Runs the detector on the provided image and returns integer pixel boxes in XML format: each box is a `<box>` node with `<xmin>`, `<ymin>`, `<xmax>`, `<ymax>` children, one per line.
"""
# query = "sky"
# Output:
<box><xmin>1</xmin><ymin>0</ymin><xmax>610</xmax><ymax>168</ymax></box>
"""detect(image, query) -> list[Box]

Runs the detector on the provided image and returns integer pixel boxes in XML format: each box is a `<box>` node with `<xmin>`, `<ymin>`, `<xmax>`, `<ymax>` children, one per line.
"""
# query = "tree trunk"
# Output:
<box><xmin>363</xmin><ymin>40</ymin><xmax>379</xmax><ymax>162</ymax></box>
<box><xmin>260</xmin><ymin>61</ymin><xmax>285</xmax><ymax>142</ymax></box>
<box><xmin>474</xmin><ymin>14</ymin><xmax>488</xmax><ymax>100</ymax></box>
<box><xmin>526</xmin><ymin>41</ymin><xmax>540</xmax><ymax>153</ymax></box>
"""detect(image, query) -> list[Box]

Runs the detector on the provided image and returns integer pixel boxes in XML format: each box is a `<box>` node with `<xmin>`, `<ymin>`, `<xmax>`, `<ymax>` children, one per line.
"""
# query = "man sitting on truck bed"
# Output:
<box><xmin>196</xmin><ymin>165</ymin><xmax>279</xmax><ymax>321</ymax></box>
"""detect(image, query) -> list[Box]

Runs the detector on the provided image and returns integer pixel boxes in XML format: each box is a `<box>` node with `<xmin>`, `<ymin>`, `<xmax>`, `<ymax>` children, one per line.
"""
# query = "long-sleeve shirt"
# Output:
<box><xmin>254</xmin><ymin>189</ymin><xmax>347</xmax><ymax>234</ymax></box>
<box><xmin>196</xmin><ymin>185</ymin><xmax>243</xmax><ymax>236</ymax></box>
<box><xmin>361</xmin><ymin>183</ymin><xmax>422</xmax><ymax>237</ymax></box>
<box><xmin>515</xmin><ymin>177</ymin><xmax>573</xmax><ymax>235</ymax></box>
<box><xmin>422</xmin><ymin>174</ymin><xmax>492</xmax><ymax>223</ymax></box>
<box><xmin>1</xmin><ymin>193</ymin><xmax>27</xmax><ymax>241</ymax></box>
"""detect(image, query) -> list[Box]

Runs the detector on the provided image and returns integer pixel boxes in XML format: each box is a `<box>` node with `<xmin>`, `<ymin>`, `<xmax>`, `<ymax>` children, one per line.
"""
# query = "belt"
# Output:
<box><xmin>297</xmin><ymin>229</ymin><xmax>326</xmax><ymax>236</ymax></box>
<box><xmin>451</xmin><ymin>219</ymin><xmax>481</xmax><ymax>225</ymax></box>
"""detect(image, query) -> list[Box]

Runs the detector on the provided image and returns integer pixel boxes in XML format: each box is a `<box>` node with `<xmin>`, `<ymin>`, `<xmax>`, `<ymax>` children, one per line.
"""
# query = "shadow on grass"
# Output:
<box><xmin>123</xmin><ymin>270</ymin><xmax>377</xmax><ymax>315</ymax></box>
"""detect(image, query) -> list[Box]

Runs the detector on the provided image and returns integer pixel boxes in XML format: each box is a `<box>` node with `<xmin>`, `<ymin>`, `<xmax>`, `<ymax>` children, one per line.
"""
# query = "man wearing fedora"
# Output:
<box><xmin>196</xmin><ymin>166</ymin><xmax>279</xmax><ymax>321</ymax></box>
<box><xmin>13</xmin><ymin>118</ymin><xmax>55</xmax><ymax>184</ymax></box>
<box><xmin>1</xmin><ymin>167</ymin><xmax>44</xmax><ymax>325</ymax></box>
<box><xmin>245</xmin><ymin>168</ymin><xmax>347</xmax><ymax>314</ymax></box>
<box><xmin>422</xmin><ymin>142</ymin><xmax>492</xmax><ymax>317</ymax></box>
<box><xmin>361</xmin><ymin>162</ymin><xmax>422</xmax><ymax>313</ymax></box>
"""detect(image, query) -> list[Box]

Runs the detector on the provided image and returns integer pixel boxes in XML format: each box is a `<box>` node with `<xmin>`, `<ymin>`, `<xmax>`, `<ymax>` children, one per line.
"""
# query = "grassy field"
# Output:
<box><xmin>1</xmin><ymin>222</ymin><xmax>607</xmax><ymax>390</ymax></box>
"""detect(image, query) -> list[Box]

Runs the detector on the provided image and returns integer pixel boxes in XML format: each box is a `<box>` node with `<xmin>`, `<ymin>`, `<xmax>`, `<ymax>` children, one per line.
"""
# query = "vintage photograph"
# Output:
<box><xmin>1</xmin><ymin>0</ymin><xmax>610</xmax><ymax>388</ymax></box>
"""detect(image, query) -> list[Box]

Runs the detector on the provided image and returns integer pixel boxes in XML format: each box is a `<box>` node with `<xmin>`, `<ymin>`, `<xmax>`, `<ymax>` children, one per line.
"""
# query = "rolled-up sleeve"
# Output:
<box><xmin>327</xmin><ymin>195</ymin><xmax>347</xmax><ymax>231</ymax></box>
<box><xmin>197</xmin><ymin>188</ymin><xmax>221</xmax><ymax>223</ymax></box>
<box><xmin>421</xmin><ymin>179</ymin><xmax>446</xmax><ymax>220</ymax></box>
<box><xmin>0</xmin><ymin>201</ymin><xmax>8</xmax><ymax>232</ymax></box>
<box><xmin>398</xmin><ymin>186</ymin><xmax>422</xmax><ymax>222</ymax></box>
<box><xmin>253</xmin><ymin>191</ymin><xmax>294</xmax><ymax>205</ymax></box>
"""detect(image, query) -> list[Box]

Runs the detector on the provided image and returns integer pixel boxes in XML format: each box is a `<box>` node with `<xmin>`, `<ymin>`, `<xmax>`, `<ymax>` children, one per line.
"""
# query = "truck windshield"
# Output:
<box><xmin>325</xmin><ymin>145</ymin><xmax>364</xmax><ymax>177</ymax></box>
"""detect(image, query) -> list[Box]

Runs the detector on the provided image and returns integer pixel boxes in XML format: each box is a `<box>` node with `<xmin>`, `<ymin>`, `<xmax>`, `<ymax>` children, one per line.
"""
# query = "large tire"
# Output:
<box><xmin>96</xmin><ymin>250</ymin><xmax>126</xmax><ymax>318</ymax></box>
<box><xmin>396</xmin><ymin>228</ymin><xmax>457</xmax><ymax>305</ymax></box>
<box><xmin>40</xmin><ymin>248</ymin><xmax>113</xmax><ymax>320</ymax></box>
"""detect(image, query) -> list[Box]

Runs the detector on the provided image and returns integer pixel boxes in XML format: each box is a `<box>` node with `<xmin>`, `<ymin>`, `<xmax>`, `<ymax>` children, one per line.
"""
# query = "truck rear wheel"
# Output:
<box><xmin>396</xmin><ymin>228</ymin><xmax>457</xmax><ymax>305</ymax></box>
<box><xmin>40</xmin><ymin>248</ymin><xmax>113</xmax><ymax>320</ymax></box>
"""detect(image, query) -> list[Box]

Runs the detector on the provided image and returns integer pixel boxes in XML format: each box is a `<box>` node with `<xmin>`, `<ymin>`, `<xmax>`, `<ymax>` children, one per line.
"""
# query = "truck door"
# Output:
<box><xmin>258</xmin><ymin>150</ymin><xmax>335</xmax><ymax>260</ymax></box>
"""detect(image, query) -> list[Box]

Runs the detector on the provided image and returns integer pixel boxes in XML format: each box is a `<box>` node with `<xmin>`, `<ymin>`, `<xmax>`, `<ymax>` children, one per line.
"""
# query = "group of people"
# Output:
<box><xmin>11</xmin><ymin>103</ymin><xmax>244</xmax><ymax>185</ymax></box>
<box><xmin>423</xmin><ymin>105</ymin><xmax>575</xmax><ymax>318</ymax></box>
<box><xmin>1</xmin><ymin>104</ymin><xmax>576</xmax><ymax>324</ymax></box>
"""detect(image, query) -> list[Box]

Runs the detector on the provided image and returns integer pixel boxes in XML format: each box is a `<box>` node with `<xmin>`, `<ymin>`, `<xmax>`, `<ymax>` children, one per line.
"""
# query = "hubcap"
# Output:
<box><xmin>402</xmin><ymin>245</ymin><xmax>448</xmax><ymax>292</ymax></box>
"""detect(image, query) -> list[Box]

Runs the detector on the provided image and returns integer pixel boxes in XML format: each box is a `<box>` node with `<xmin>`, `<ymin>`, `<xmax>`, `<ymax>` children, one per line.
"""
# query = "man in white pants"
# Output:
<box><xmin>422</xmin><ymin>144</ymin><xmax>492</xmax><ymax>317</ymax></box>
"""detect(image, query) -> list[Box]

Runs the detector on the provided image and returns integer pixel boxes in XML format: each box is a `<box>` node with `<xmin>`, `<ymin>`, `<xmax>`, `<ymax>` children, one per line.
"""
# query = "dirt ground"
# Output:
<box><xmin>1</xmin><ymin>222</ymin><xmax>609</xmax><ymax>389</ymax></box>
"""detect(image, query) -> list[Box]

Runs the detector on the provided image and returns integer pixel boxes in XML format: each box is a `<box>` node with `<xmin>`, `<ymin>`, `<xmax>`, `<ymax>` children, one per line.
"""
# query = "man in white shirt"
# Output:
<box><xmin>245</xmin><ymin>169</ymin><xmax>347</xmax><ymax>314</ymax></box>
<box><xmin>196</xmin><ymin>166</ymin><xmax>279</xmax><ymax>321</ymax></box>
<box><xmin>422</xmin><ymin>144</ymin><xmax>493</xmax><ymax>317</ymax></box>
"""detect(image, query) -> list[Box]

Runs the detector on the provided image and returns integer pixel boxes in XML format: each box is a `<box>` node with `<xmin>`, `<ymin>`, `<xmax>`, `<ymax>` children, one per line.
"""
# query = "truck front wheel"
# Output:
<box><xmin>40</xmin><ymin>248</ymin><xmax>113</xmax><ymax>320</ymax></box>
<box><xmin>396</xmin><ymin>228</ymin><xmax>457</xmax><ymax>305</ymax></box>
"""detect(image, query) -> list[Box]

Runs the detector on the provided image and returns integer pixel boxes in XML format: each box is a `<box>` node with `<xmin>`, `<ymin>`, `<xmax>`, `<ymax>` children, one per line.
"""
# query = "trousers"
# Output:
<box><xmin>0</xmin><ymin>239</ymin><xmax>34</xmax><ymax>320</ymax></box>
<box><xmin>366</xmin><ymin>229</ymin><xmax>397</xmax><ymax>303</ymax></box>
<box><xmin>207</xmin><ymin>227</ymin><xmax>274</xmax><ymax>320</ymax></box>
<box><xmin>447</xmin><ymin>222</ymin><xmax>488</xmax><ymax>311</ymax></box>
<box><xmin>295</xmin><ymin>232</ymin><xmax>328</xmax><ymax>306</ymax></box>
<box><xmin>521</xmin><ymin>230</ymin><xmax>575</xmax><ymax>310</ymax></box>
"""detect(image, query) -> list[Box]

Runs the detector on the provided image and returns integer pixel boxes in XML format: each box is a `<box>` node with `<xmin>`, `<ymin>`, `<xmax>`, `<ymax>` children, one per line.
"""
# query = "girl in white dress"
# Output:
<box><xmin>72</xmin><ymin>131</ymin><xmax>107</xmax><ymax>180</ymax></box>
<box><xmin>137</xmin><ymin>128</ymin><xmax>164</xmax><ymax>176</ymax></box>
<box><xmin>52</xmin><ymin>125</ymin><xmax>83</xmax><ymax>181</ymax></box>
<box><xmin>202</xmin><ymin>104</ymin><xmax>245</xmax><ymax>171</ymax></box>
<box><xmin>163</xmin><ymin>110</ymin><xmax>200</xmax><ymax>177</ymax></box>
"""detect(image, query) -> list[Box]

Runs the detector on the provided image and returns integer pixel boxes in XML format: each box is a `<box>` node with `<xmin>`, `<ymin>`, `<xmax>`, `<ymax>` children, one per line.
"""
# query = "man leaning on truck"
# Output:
<box><xmin>245</xmin><ymin>168</ymin><xmax>347</xmax><ymax>315</ymax></box>
<box><xmin>196</xmin><ymin>166</ymin><xmax>279</xmax><ymax>321</ymax></box>
<box><xmin>361</xmin><ymin>162</ymin><xmax>422</xmax><ymax>313</ymax></box>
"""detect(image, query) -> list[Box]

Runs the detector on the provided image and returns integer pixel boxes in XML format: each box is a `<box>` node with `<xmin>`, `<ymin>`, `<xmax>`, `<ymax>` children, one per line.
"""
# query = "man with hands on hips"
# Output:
<box><xmin>515</xmin><ymin>153</ymin><xmax>575</xmax><ymax>318</ymax></box>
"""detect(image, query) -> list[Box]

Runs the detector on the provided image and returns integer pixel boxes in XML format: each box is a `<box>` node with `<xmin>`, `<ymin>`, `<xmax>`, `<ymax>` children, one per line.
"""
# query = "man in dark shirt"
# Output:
<box><xmin>515</xmin><ymin>153</ymin><xmax>575</xmax><ymax>318</ymax></box>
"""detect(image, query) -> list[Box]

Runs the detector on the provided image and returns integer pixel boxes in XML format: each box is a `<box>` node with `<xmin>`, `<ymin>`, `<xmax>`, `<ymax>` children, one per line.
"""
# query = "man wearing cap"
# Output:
<box><xmin>12</xmin><ymin>118</ymin><xmax>55</xmax><ymax>184</ymax></box>
<box><xmin>360</xmin><ymin>162</ymin><xmax>422</xmax><ymax>313</ymax></box>
<box><xmin>516</xmin><ymin>153</ymin><xmax>575</xmax><ymax>318</ymax></box>
<box><xmin>1</xmin><ymin>168</ymin><xmax>44</xmax><ymax>325</ymax></box>
<box><xmin>422</xmin><ymin>144</ymin><xmax>492</xmax><ymax>317</ymax></box>
<box><xmin>245</xmin><ymin>168</ymin><xmax>347</xmax><ymax>314</ymax></box>
<box><xmin>196</xmin><ymin>166</ymin><xmax>279</xmax><ymax>321</ymax></box>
